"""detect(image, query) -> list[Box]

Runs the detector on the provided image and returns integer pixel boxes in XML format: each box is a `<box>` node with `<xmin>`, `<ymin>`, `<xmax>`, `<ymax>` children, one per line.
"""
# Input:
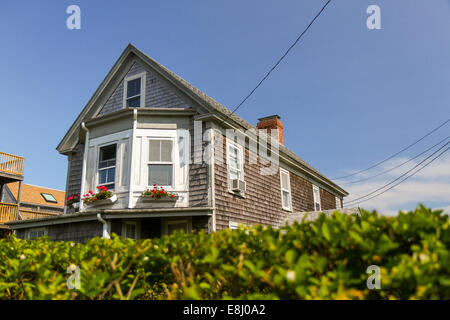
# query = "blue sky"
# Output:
<box><xmin>0</xmin><ymin>0</ymin><xmax>449</xmax><ymax>214</ymax></box>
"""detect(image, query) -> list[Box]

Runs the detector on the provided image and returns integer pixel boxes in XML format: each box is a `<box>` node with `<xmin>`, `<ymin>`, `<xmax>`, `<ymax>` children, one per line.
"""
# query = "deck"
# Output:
<box><xmin>0</xmin><ymin>203</ymin><xmax>58</xmax><ymax>225</ymax></box>
<box><xmin>0</xmin><ymin>152</ymin><xmax>25</xmax><ymax>184</ymax></box>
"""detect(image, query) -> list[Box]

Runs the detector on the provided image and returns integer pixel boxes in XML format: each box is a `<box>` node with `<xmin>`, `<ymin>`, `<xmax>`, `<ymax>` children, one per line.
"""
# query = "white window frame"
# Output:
<box><xmin>226</xmin><ymin>139</ymin><xmax>245</xmax><ymax>191</ymax></box>
<box><xmin>147</xmin><ymin>137</ymin><xmax>175</xmax><ymax>189</ymax></box>
<box><xmin>26</xmin><ymin>227</ymin><xmax>47</xmax><ymax>240</ymax></box>
<box><xmin>163</xmin><ymin>219</ymin><xmax>191</xmax><ymax>235</ymax></box>
<box><xmin>123</xmin><ymin>72</ymin><xmax>146</xmax><ymax>108</ymax></box>
<box><xmin>313</xmin><ymin>185</ymin><xmax>321</xmax><ymax>211</ymax></box>
<box><xmin>280</xmin><ymin>168</ymin><xmax>292</xmax><ymax>211</ymax></box>
<box><xmin>122</xmin><ymin>220</ymin><xmax>140</xmax><ymax>240</ymax></box>
<box><xmin>97</xmin><ymin>143</ymin><xmax>117</xmax><ymax>190</ymax></box>
<box><xmin>335</xmin><ymin>196</ymin><xmax>342</xmax><ymax>209</ymax></box>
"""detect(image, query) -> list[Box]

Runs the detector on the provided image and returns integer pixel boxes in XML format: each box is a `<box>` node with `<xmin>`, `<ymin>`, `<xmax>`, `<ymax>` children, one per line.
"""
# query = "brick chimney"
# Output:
<box><xmin>256</xmin><ymin>115</ymin><xmax>284</xmax><ymax>145</ymax></box>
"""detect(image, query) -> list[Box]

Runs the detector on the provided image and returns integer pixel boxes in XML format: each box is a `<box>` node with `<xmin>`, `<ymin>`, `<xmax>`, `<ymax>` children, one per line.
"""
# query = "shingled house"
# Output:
<box><xmin>7</xmin><ymin>44</ymin><xmax>348</xmax><ymax>242</ymax></box>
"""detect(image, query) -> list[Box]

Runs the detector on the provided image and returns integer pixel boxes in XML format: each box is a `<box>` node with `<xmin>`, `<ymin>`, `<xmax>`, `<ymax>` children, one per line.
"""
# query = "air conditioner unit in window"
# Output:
<box><xmin>231</xmin><ymin>179</ymin><xmax>246</xmax><ymax>193</ymax></box>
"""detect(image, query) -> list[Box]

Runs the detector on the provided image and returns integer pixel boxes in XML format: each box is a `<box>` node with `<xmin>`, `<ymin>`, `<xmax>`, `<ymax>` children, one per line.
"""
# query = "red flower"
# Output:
<box><xmin>89</xmin><ymin>190</ymin><xmax>94</xmax><ymax>195</ymax></box>
<box><xmin>171</xmin><ymin>194</ymin><xmax>174</xmax><ymax>198</ymax></box>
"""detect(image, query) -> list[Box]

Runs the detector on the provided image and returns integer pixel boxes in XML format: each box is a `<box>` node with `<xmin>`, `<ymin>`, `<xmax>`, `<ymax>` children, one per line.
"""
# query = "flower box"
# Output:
<box><xmin>85</xmin><ymin>194</ymin><xmax>117</xmax><ymax>207</ymax></box>
<box><xmin>141</xmin><ymin>194</ymin><xmax>179</xmax><ymax>203</ymax></box>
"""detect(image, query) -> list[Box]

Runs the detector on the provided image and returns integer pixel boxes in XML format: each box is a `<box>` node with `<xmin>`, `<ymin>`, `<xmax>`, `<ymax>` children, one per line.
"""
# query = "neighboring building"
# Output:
<box><xmin>3</xmin><ymin>182</ymin><xmax>65</xmax><ymax>216</ymax></box>
<box><xmin>7</xmin><ymin>44</ymin><xmax>348</xmax><ymax>242</ymax></box>
<box><xmin>0</xmin><ymin>152</ymin><xmax>61</xmax><ymax>237</ymax></box>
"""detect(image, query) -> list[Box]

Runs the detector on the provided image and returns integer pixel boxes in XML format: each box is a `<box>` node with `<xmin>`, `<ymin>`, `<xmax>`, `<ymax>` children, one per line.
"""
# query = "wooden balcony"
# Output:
<box><xmin>0</xmin><ymin>203</ymin><xmax>18</xmax><ymax>224</ymax></box>
<box><xmin>0</xmin><ymin>152</ymin><xmax>25</xmax><ymax>184</ymax></box>
<box><xmin>0</xmin><ymin>203</ymin><xmax>58</xmax><ymax>225</ymax></box>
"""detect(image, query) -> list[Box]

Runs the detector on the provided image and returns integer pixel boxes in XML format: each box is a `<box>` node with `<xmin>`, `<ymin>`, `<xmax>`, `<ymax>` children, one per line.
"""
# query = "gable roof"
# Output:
<box><xmin>57</xmin><ymin>44</ymin><xmax>348</xmax><ymax>197</ymax></box>
<box><xmin>6</xmin><ymin>183</ymin><xmax>65</xmax><ymax>208</ymax></box>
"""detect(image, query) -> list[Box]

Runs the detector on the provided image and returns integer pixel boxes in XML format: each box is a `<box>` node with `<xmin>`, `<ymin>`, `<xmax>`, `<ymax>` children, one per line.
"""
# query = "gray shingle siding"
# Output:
<box><xmin>67</xmin><ymin>143</ymin><xmax>84</xmax><ymax>198</ymax></box>
<box><xmin>98</xmin><ymin>62</ymin><xmax>188</xmax><ymax>116</ymax></box>
<box><xmin>188</xmin><ymin>118</ymin><xmax>210</xmax><ymax>207</ymax></box>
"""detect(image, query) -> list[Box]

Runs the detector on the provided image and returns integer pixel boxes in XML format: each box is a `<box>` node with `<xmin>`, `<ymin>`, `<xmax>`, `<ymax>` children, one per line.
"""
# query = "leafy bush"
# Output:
<box><xmin>0</xmin><ymin>205</ymin><xmax>448</xmax><ymax>300</ymax></box>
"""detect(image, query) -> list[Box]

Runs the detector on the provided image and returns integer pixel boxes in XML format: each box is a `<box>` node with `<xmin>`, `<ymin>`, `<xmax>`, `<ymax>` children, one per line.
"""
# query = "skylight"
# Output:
<box><xmin>41</xmin><ymin>193</ymin><xmax>57</xmax><ymax>203</ymax></box>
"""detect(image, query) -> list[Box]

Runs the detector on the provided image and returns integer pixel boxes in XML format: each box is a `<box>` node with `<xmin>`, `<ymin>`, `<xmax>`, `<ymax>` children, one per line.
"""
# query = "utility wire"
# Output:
<box><xmin>341</xmin><ymin>135</ymin><xmax>450</xmax><ymax>185</ymax></box>
<box><xmin>230</xmin><ymin>0</ymin><xmax>333</xmax><ymax>115</ymax></box>
<box><xmin>332</xmin><ymin>118</ymin><xmax>450</xmax><ymax>180</ymax></box>
<box><xmin>344</xmin><ymin>145</ymin><xmax>449</xmax><ymax>207</ymax></box>
<box><xmin>344</xmin><ymin>141</ymin><xmax>450</xmax><ymax>205</ymax></box>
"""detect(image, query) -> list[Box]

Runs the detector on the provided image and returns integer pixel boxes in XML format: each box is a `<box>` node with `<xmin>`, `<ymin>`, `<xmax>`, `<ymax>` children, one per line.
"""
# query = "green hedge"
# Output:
<box><xmin>0</xmin><ymin>204</ymin><xmax>449</xmax><ymax>300</ymax></box>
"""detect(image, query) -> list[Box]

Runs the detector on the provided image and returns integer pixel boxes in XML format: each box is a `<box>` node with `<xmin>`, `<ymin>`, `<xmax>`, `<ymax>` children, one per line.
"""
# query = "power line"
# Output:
<box><xmin>344</xmin><ymin>145</ymin><xmax>449</xmax><ymax>207</ymax></box>
<box><xmin>230</xmin><ymin>0</ymin><xmax>333</xmax><ymax>115</ymax></box>
<box><xmin>332</xmin><ymin>118</ymin><xmax>450</xmax><ymax>180</ymax></box>
<box><xmin>344</xmin><ymin>141</ymin><xmax>450</xmax><ymax>206</ymax></box>
<box><xmin>341</xmin><ymin>135</ymin><xmax>450</xmax><ymax>185</ymax></box>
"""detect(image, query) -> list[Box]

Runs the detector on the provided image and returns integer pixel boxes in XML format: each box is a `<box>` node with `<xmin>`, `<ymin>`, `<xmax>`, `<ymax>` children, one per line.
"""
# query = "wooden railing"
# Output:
<box><xmin>0</xmin><ymin>152</ymin><xmax>25</xmax><ymax>176</ymax></box>
<box><xmin>0</xmin><ymin>203</ymin><xmax>58</xmax><ymax>224</ymax></box>
<box><xmin>20</xmin><ymin>209</ymin><xmax>58</xmax><ymax>220</ymax></box>
<box><xmin>0</xmin><ymin>203</ymin><xmax>18</xmax><ymax>224</ymax></box>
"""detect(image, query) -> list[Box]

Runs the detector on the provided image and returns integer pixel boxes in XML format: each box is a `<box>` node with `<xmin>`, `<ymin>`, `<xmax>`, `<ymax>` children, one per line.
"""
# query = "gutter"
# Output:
<box><xmin>97</xmin><ymin>213</ymin><xmax>111</xmax><ymax>239</ymax></box>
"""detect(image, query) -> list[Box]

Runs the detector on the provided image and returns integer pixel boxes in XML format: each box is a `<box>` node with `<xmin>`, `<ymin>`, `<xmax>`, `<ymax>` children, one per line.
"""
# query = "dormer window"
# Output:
<box><xmin>124</xmin><ymin>72</ymin><xmax>146</xmax><ymax>108</ymax></box>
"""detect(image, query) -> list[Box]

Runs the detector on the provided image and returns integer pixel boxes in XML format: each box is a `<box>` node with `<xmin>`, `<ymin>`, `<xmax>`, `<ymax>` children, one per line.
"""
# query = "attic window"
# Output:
<box><xmin>124</xmin><ymin>72</ymin><xmax>146</xmax><ymax>108</ymax></box>
<box><xmin>41</xmin><ymin>193</ymin><xmax>57</xmax><ymax>203</ymax></box>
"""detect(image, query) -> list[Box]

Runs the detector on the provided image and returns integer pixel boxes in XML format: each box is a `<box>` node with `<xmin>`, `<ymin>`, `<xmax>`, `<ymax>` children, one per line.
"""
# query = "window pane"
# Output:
<box><xmin>100</xmin><ymin>145</ymin><xmax>116</xmax><ymax>162</ymax></box>
<box><xmin>315</xmin><ymin>203</ymin><xmax>321</xmax><ymax>211</ymax></box>
<box><xmin>106</xmin><ymin>168</ymin><xmax>115</xmax><ymax>183</ymax></box>
<box><xmin>99</xmin><ymin>169</ymin><xmax>107</xmax><ymax>184</ymax></box>
<box><xmin>127</xmin><ymin>78</ymin><xmax>141</xmax><ymax>98</ymax></box>
<box><xmin>99</xmin><ymin>168</ymin><xmax>115</xmax><ymax>184</ymax></box>
<box><xmin>229</xmin><ymin>169</ymin><xmax>239</xmax><ymax>180</ymax></box>
<box><xmin>149</xmin><ymin>140</ymin><xmax>161</xmax><ymax>161</ymax></box>
<box><xmin>148</xmin><ymin>164</ymin><xmax>173</xmax><ymax>186</ymax></box>
<box><xmin>167</xmin><ymin>222</ymin><xmax>187</xmax><ymax>235</ymax></box>
<box><xmin>126</xmin><ymin>96</ymin><xmax>140</xmax><ymax>108</ymax></box>
<box><xmin>161</xmin><ymin>140</ymin><xmax>173</xmax><ymax>161</ymax></box>
<box><xmin>282</xmin><ymin>191</ymin><xmax>290</xmax><ymax>208</ymax></box>
<box><xmin>281</xmin><ymin>172</ymin><xmax>289</xmax><ymax>189</ymax></box>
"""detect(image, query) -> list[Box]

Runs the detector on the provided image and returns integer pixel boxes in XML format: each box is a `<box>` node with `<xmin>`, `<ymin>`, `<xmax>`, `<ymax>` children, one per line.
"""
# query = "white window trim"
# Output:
<box><xmin>313</xmin><ymin>185</ymin><xmax>321</xmax><ymax>211</ymax></box>
<box><xmin>335</xmin><ymin>196</ymin><xmax>342</xmax><ymax>209</ymax></box>
<box><xmin>123</xmin><ymin>72</ymin><xmax>146</xmax><ymax>108</ymax></box>
<box><xmin>26</xmin><ymin>227</ymin><xmax>48</xmax><ymax>240</ymax></box>
<box><xmin>122</xmin><ymin>220</ymin><xmax>140</xmax><ymax>240</ymax></box>
<box><xmin>280</xmin><ymin>168</ymin><xmax>292</xmax><ymax>211</ymax></box>
<box><xmin>163</xmin><ymin>219</ymin><xmax>191</xmax><ymax>235</ymax></box>
<box><xmin>97</xmin><ymin>142</ymin><xmax>118</xmax><ymax>190</ymax></box>
<box><xmin>147</xmin><ymin>137</ymin><xmax>175</xmax><ymax>189</ymax></box>
<box><xmin>226</xmin><ymin>139</ymin><xmax>245</xmax><ymax>192</ymax></box>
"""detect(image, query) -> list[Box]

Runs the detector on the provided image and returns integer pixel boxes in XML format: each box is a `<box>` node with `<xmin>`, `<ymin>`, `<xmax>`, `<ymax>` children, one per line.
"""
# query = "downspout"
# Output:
<box><xmin>97</xmin><ymin>213</ymin><xmax>111</xmax><ymax>239</ymax></box>
<box><xmin>128</xmin><ymin>109</ymin><xmax>138</xmax><ymax>208</ymax></box>
<box><xmin>79</xmin><ymin>122</ymin><xmax>90</xmax><ymax>212</ymax></box>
